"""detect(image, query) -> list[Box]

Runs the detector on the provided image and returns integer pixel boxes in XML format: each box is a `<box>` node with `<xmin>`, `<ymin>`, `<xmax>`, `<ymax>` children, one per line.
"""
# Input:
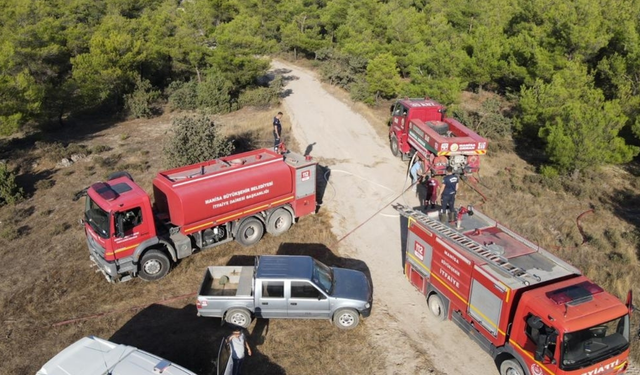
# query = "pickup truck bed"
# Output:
<box><xmin>199</xmin><ymin>266</ymin><xmax>254</xmax><ymax>297</ymax></box>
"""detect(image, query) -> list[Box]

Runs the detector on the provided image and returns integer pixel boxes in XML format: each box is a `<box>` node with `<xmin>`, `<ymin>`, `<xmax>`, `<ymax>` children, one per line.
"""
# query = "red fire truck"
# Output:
<box><xmin>388</xmin><ymin>98</ymin><xmax>488</xmax><ymax>175</ymax></box>
<box><xmin>82</xmin><ymin>149</ymin><xmax>317</xmax><ymax>282</ymax></box>
<box><xmin>395</xmin><ymin>204</ymin><xmax>632</xmax><ymax>375</ymax></box>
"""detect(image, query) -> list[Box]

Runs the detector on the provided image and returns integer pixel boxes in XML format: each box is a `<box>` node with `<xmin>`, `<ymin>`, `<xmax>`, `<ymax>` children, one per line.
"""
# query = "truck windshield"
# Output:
<box><xmin>560</xmin><ymin>314</ymin><xmax>630</xmax><ymax>371</ymax></box>
<box><xmin>312</xmin><ymin>260</ymin><xmax>333</xmax><ymax>294</ymax></box>
<box><xmin>84</xmin><ymin>197</ymin><xmax>111</xmax><ymax>239</ymax></box>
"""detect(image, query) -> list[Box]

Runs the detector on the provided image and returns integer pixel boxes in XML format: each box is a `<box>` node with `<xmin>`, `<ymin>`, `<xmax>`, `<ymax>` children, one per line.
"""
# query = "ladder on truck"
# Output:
<box><xmin>395</xmin><ymin>204</ymin><xmax>540</xmax><ymax>286</ymax></box>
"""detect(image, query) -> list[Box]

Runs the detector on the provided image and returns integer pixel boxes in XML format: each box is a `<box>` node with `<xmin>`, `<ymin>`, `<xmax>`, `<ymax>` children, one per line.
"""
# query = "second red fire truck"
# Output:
<box><xmin>395</xmin><ymin>204</ymin><xmax>632</xmax><ymax>375</ymax></box>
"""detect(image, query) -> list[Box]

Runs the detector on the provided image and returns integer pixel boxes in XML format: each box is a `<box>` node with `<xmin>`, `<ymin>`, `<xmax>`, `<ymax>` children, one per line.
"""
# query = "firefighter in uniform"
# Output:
<box><xmin>438</xmin><ymin>166</ymin><xmax>458</xmax><ymax>222</ymax></box>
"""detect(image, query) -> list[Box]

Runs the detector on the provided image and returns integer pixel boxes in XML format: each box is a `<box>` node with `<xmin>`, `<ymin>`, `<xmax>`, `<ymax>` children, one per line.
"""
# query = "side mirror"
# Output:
<box><xmin>627</xmin><ymin>290</ymin><xmax>634</xmax><ymax>314</ymax></box>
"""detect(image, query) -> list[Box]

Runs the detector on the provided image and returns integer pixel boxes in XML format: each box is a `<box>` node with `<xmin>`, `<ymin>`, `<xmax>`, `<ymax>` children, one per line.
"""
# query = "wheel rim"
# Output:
<box><xmin>143</xmin><ymin>259</ymin><xmax>161</xmax><ymax>275</ymax></box>
<box><xmin>429</xmin><ymin>297</ymin><xmax>442</xmax><ymax>316</ymax></box>
<box><xmin>230</xmin><ymin>312</ymin><xmax>247</xmax><ymax>326</ymax></box>
<box><xmin>274</xmin><ymin>216</ymin><xmax>285</xmax><ymax>230</ymax></box>
<box><xmin>243</xmin><ymin>224</ymin><xmax>259</xmax><ymax>241</ymax></box>
<box><xmin>505</xmin><ymin>367</ymin><xmax>521</xmax><ymax>375</ymax></box>
<box><xmin>339</xmin><ymin>313</ymin><xmax>355</xmax><ymax>327</ymax></box>
<box><xmin>391</xmin><ymin>138</ymin><xmax>398</xmax><ymax>154</ymax></box>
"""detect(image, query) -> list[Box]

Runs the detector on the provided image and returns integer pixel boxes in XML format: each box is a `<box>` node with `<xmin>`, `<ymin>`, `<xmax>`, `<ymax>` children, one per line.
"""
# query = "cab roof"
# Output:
<box><xmin>256</xmin><ymin>255</ymin><xmax>314</xmax><ymax>280</ymax></box>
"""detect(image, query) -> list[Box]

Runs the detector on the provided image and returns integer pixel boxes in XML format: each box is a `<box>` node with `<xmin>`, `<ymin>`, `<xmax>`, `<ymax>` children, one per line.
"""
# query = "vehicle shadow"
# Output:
<box><xmin>109</xmin><ymin>303</ymin><xmax>285</xmax><ymax>375</ymax></box>
<box><xmin>316</xmin><ymin>164</ymin><xmax>331</xmax><ymax>211</ymax></box>
<box><xmin>275</xmin><ymin>242</ymin><xmax>373</xmax><ymax>290</ymax></box>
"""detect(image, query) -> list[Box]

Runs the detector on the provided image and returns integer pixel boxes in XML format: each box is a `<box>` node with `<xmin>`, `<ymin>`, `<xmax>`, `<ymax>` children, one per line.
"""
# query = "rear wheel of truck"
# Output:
<box><xmin>333</xmin><ymin>309</ymin><xmax>360</xmax><ymax>330</ymax></box>
<box><xmin>267</xmin><ymin>209</ymin><xmax>292</xmax><ymax>236</ymax></box>
<box><xmin>225</xmin><ymin>309</ymin><xmax>252</xmax><ymax>328</ymax></box>
<box><xmin>138</xmin><ymin>250</ymin><xmax>170</xmax><ymax>281</ymax></box>
<box><xmin>427</xmin><ymin>294</ymin><xmax>446</xmax><ymax>321</ymax></box>
<box><xmin>500</xmin><ymin>359</ymin><xmax>525</xmax><ymax>375</ymax></box>
<box><xmin>390</xmin><ymin>136</ymin><xmax>400</xmax><ymax>157</ymax></box>
<box><xmin>235</xmin><ymin>218</ymin><xmax>264</xmax><ymax>246</ymax></box>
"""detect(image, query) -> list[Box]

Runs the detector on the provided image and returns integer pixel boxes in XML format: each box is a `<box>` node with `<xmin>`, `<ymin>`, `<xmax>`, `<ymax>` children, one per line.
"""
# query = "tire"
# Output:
<box><xmin>390</xmin><ymin>136</ymin><xmax>400</xmax><ymax>157</ymax></box>
<box><xmin>138</xmin><ymin>250</ymin><xmax>171</xmax><ymax>281</ymax></box>
<box><xmin>500</xmin><ymin>359</ymin><xmax>525</xmax><ymax>375</ymax></box>
<box><xmin>427</xmin><ymin>294</ymin><xmax>446</xmax><ymax>321</ymax></box>
<box><xmin>225</xmin><ymin>309</ymin><xmax>252</xmax><ymax>328</ymax></box>
<box><xmin>235</xmin><ymin>218</ymin><xmax>264</xmax><ymax>246</ymax></box>
<box><xmin>267</xmin><ymin>209</ymin><xmax>292</xmax><ymax>236</ymax></box>
<box><xmin>333</xmin><ymin>309</ymin><xmax>360</xmax><ymax>330</ymax></box>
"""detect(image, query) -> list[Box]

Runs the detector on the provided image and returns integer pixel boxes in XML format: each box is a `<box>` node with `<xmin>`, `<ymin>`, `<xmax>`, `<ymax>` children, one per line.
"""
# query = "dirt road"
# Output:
<box><xmin>272</xmin><ymin>60</ymin><xmax>498</xmax><ymax>375</ymax></box>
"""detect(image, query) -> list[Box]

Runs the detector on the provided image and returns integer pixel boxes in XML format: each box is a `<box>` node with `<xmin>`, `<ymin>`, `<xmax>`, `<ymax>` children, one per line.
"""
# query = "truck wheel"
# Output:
<box><xmin>225</xmin><ymin>309</ymin><xmax>252</xmax><ymax>328</ymax></box>
<box><xmin>390</xmin><ymin>136</ymin><xmax>400</xmax><ymax>157</ymax></box>
<box><xmin>138</xmin><ymin>250</ymin><xmax>170</xmax><ymax>281</ymax></box>
<box><xmin>500</xmin><ymin>359</ymin><xmax>525</xmax><ymax>375</ymax></box>
<box><xmin>267</xmin><ymin>209</ymin><xmax>292</xmax><ymax>236</ymax></box>
<box><xmin>427</xmin><ymin>294</ymin><xmax>446</xmax><ymax>321</ymax></box>
<box><xmin>333</xmin><ymin>309</ymin><xmax>360</xmax><ymax>330</ymax></box>
<box><xmin>235</xmin><ymin>218</ymin><xmax>264</xmax><ymax>246</ymax></box>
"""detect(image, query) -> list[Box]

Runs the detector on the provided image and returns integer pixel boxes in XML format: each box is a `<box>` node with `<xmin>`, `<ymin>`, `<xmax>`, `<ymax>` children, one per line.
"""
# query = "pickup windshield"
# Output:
<box><xmin>312</xmin><ymin>259</ymin><xmax>333</xmax><ymax>294</ymax></box>
<box><xmin>560</xmin><ymin>314</ymin><xmax>630</xmax><ymax>371</ymax></box>
<box><xmin>85</xmin><ymin>197</ymin><xmax>111</xmax><ymax>239</ymax></box>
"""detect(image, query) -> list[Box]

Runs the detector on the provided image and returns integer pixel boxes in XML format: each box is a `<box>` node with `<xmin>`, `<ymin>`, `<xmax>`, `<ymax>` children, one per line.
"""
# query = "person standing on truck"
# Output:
<box><xmin>410</xmin><ymin>158</ymin><xmax>426</xmax><ymax>193</ymax></box>
<box><xmin>273</xmin><ymin>112</ymin><xmax>283</xmax><ymax>152</ymax></box>
<box><xmin>425</xmin><ymin>174</ymin><xmax>439</xmax><ymax>209</ymax></box>
<box><xmin>438</xmin><ymin>166</ymin><xmax>459</xmax><ymax>222</ymax></box>
<box><xmin>227</xmin><ymin>328</ymin><xmax>252</xmax><ymax>375</ymax></box>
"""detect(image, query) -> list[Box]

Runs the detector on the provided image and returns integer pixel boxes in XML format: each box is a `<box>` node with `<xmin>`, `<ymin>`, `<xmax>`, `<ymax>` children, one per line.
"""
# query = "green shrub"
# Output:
<box><xmin>92</xmin><ymin>145</ymin><xmax>111</xmax><ymax>154</ymax></box>
<box><xmin>124</xmin><ymin>78</ymin><xmax>161</xmax><ymax>119</ymax></box>
<box><xmin>239</xmin><ymin>86</ymin><xmax>279</xmax><ymax>108</ymax></box>
<box><xmin>168</xmin><ymin>80</ymin><xmax>199</xmax><ymax>111</ymax></box>
<box><xmin>196</xmin><ymin>72</ymin><xmax>233</xmax><ymax>114</ymax></box>
<box><xmin>0</xmin><ymin>164</ymin><xmax>24</xmax><ymax>206</ymax></box>
<box><xmin>163</xmin><ymin>114</ymin><xmax>233</xmax><ymax>169</ymax></box>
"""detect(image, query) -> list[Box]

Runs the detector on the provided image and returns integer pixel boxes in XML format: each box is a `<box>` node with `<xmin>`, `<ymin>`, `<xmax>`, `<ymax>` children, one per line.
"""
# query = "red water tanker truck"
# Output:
<box><xmin>81</xmin><ymin>149</ymin><xmax>317</xmax><ymax>282</ymax></box>
<box><xmin>389</xmin><ymin>98</ymin><xmax>488</xmax><ymax>175</ymax></box>
<box><xmin>395</xmin><ymin>204</ymin><xmax>632</xmax><ymax>375</ymax></box>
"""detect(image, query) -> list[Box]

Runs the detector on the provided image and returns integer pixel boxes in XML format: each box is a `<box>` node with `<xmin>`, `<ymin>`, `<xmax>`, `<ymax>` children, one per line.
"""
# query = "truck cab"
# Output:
<box><xmin>84</xmin><ymin>175</ymin><xmax>156</xmax><ymax>282</ymax></box>
<box><xmin>508</xmin><ymin>278</ymin><xmax>630</xmax><ymax>375</ymax></box>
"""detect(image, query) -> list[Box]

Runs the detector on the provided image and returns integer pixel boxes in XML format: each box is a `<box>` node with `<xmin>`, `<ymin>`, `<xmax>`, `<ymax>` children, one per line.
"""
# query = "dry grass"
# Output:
<box><xmin>0</xmin><ymin>109</ymin><xmax>384</xmax><ymax>375</ymax></box>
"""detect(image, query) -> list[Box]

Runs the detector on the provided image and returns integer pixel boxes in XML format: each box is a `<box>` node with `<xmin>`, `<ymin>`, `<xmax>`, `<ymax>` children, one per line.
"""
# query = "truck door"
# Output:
<box><xmin>255</xmin><ymin>280</ymin><xmax>287</xmax><ymax>318</ymax></box>
<box><xmin>111</xmin><ymin>206</ymin><xmax>149</xmax><ymax>258</ymax></box>
<box><xmin>287</xmin><ymin>281</ymin><xmax>330</xmax><ymax>318</ymax></box>
<box><xmin>391</xmin><ymin>103</ymin><xmax>409</xmax><ymax>133</ymax></box>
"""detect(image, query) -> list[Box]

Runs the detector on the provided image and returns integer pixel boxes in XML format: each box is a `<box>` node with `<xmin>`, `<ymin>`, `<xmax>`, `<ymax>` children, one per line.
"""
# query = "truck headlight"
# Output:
<box><xmin>365</xmin><ymin>303</ymin><xmax>371</xmax><ymax>309</ymax></box>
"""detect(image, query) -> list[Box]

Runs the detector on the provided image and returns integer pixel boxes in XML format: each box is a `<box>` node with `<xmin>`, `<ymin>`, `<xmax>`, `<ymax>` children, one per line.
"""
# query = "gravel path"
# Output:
<box><xmin>272</xmin><ymin>60</ymin><xmax>499</xmax><ymax>375</ymax></box>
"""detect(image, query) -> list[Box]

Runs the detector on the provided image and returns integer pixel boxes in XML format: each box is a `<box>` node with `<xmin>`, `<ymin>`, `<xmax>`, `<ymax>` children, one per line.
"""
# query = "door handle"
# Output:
<box><xmin>290</xmin><ymin>302</ymin><xmax>297</xmax><ymax>306</ymax></box>
<box><xmin>261</xmin><ymin>302</ymin><xmax>268</xmax><ymax>305</ymax></box>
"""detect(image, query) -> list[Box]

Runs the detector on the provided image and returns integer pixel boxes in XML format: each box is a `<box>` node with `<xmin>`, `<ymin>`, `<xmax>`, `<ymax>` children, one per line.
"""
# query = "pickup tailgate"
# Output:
<box><xmin>196</xmin><ymin>266</ymin><xmax>254</xmax><ymax>317</ymax></box>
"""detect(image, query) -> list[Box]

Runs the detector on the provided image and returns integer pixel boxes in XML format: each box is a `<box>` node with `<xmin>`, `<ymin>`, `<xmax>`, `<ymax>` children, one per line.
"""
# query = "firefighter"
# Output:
<box><xmin>425</xmin><ymin>174</ymin><xmax>439</xmax><ymax>209</ymax></box>
<box><xmin>410</xmin><ymin>158</ymin><xmax>427</xmax><ymax>193</ymax></box>
<box><xmin>273</xmin><ymin>111</ymin><xmax>283</xmax><ymax>152</ymax></box>
<box><xmin>438</xmin><ymin>166</ymin><xmax>458</xmax><ymax>222</ymax></box>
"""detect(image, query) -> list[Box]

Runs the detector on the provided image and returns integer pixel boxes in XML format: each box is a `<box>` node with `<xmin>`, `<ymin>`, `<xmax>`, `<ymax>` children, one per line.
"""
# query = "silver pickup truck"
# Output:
<box><xmin>196</xmin><ymin>255</ymin><xmax>372</xmax><ymax>329</ymax></box>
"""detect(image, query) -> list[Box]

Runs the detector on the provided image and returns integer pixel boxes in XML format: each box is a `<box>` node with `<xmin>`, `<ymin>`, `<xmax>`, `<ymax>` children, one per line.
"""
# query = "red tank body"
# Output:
<box><xmin>82</xmin><ymin>148</ymin><xmax>317</xmax><ymax>282</ymax></box>
<box><xmin>153</xmin><ymin>149</ymin><xmax>295</xmax><ymax>232</ymax></box>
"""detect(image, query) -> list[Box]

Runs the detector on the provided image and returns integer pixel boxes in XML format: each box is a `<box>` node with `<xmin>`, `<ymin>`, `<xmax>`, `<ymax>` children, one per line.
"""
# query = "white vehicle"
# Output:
<box><xmin>36</xmin><ymin>336</ymin><xmax>197</xmax><ymax>375</ymax></box>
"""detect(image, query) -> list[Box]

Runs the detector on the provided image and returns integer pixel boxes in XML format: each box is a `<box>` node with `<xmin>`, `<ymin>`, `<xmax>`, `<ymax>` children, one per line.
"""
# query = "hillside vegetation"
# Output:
<box><xmin>1</xmin><ymin>0</ymin><xmax>640</xmax><ymax>175</ymax></box>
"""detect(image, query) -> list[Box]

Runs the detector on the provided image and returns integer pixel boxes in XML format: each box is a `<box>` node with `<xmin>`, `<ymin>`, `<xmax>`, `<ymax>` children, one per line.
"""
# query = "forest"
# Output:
<box><xmin>1</xmin><ymin>0</ymin><xmax>640</xmax><ymax>176</ymax></box>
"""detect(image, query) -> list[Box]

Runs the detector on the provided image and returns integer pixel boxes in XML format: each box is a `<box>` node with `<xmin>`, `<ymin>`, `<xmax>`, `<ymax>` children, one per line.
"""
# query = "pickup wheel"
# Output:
<box><xmin>138</xmin><ymin>250</ymin><xmax>170</xmax><ymax>281</ymax></box>
<box><xmin>390</xmin><ymin>136</ymin><xmax>400</xmax><ymax>157</ymax></box>
<box><xmin>267</xmin><ymin>209</ymin><xmax>292</xmax><ymax>236</ymax></box>
<box><xmin>235</xmin><ymin>218</ymin><xmax>264</xmax><ymax>247</ymax></box>
<box><xmin>500</xmin><ymin>359</ymin><xmax>525</xmax><ymax>375</ymax></box>
<box><xmin>427</xmin><ymin>294</ymin><xmax>446</xmax><ymax>321</ymax></box>
<box><xmin>225</xmin><ymin>309</ymin><xmax>252</xmax><ymax>328</ymax></box>
<box><xmin>333</xmin><ymin>309</ymin><xmax>360</xmax><ymax>330</ymax></box>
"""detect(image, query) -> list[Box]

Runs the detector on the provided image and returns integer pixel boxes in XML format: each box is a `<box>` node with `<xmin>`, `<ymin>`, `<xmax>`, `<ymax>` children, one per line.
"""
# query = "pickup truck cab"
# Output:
<box><xmin>36</xmin><ymin>336</ymin><xmax>197</xmax><ymax>375</ymax></box>
<box><xmin>196</xmin><ymin>255</ymin><xmax>373</xmax><ymax>329</ymax></box>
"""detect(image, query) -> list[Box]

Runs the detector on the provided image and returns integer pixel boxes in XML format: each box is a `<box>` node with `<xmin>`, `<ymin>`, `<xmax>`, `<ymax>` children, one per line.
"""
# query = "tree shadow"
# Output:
<box><xmin>14</xmin><ymin>169</ymin><xmax>56</xmax><ymax>198</ymax></box>
<box><xmin>607</xmin><ymin>187</ymin><xmax>640</xmax><ymax>261</ymax></box>
<box><xmin>229</xmin><ymin>131</ymin><xmax>259</xmax><ymax>154</ymax></box>
<box><xmin>109</xmin><ymin>303</ymin><xmax>285</xmax><ymax>375</ymax></box>
<box><xmin>276</xmin><ymin>242</ymin><xmax>372</xmax><ymax>288</ymax></box>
